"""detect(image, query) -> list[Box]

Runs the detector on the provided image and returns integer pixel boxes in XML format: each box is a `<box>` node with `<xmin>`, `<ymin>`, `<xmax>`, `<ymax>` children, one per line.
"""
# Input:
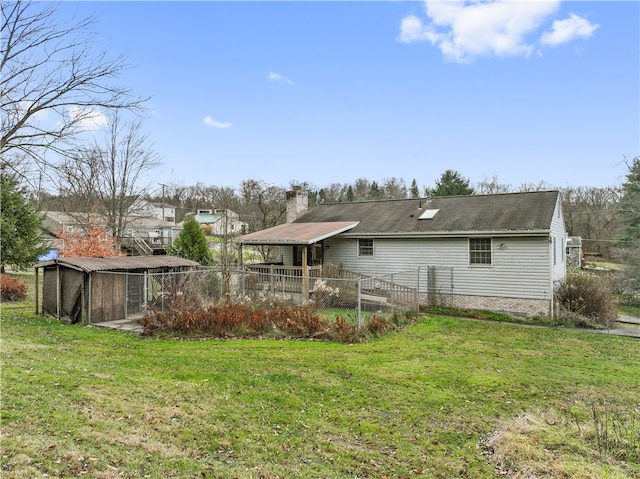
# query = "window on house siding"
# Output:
<box><xmin>469</xmin><ymin>238</ymin><xmax>491</xmax><ymax>265</ymax></box>
<box><xmin>358</xmin><ymin>238</ymin><xmax>374</xmax><ymax>257</ymax></box>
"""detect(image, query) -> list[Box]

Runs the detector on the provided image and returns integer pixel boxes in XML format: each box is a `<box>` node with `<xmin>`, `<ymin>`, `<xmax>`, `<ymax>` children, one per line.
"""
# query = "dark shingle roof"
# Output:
<box><xmin>294</xmin><ymin>191</ymin><xmax>560</xmax><ymax>235</ymax></box>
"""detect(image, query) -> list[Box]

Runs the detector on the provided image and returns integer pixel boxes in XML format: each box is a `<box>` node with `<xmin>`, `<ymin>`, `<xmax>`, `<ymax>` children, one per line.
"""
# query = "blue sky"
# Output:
<box><xmin>55</xmin><ymin>1</ymin><xmax>639</xmax><ymax>192</ymax></box>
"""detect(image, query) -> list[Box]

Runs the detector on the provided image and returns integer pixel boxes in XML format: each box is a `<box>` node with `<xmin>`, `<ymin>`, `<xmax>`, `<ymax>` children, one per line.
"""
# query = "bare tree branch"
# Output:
<box><xmin>1</xmin><ymin>0</ymin><xmax>148</xmax><ymax>179</ymax></box>
<box><xmin>57</xmin><ymin>111</ymin><xmax>161</xmax><ymax>245</ymax></box>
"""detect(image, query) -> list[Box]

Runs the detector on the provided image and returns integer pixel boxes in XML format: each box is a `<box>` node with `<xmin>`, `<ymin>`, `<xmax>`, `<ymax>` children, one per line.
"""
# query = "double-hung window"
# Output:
<box><xmin>358</xmin><ymin>238</ymin><xmax>374</xmax><ymax>257</ymax></box>
<box><xmin>469</xmin><ymin>238</ymin><xmax>491</xmax><ymax>265</ymax></box>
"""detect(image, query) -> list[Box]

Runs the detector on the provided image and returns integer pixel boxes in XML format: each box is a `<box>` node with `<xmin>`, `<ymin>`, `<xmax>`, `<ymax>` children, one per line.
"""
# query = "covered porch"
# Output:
<box><xmin>235</xmin><ymin>221</ymin><xmax>359</xmax><ymax>298</ymax></box>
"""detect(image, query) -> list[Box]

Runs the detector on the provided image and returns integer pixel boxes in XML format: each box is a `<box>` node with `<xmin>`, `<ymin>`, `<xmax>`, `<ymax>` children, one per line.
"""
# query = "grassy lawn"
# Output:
<box><xmin>2</xmin><ymin>271</ymin><xmax>639</xmax><ymax>478</ymax></box>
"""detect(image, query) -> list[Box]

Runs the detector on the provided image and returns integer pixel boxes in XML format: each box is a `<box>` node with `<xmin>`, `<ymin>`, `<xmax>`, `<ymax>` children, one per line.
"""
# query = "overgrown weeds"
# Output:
<box><xmin>140</xmin><ymin>295</ymin><xmax>416</xmax><ymax>343</ymax></box>
<box><xmin>484</xmin><ymin>393</ymin><xmax>640</xmax><ymax>479</ymax></box>
<box><xmin>0</xmin><ymin>274</ymin><xmax>27</xmax><ymax>302</ymax></box>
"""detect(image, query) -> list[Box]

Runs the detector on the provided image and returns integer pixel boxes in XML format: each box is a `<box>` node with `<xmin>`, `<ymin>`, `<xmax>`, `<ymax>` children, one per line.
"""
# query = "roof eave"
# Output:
<box><xmin>340</xmin><ymin>229</ymin><xmax>552</xmax><ymax>238</ymax></box>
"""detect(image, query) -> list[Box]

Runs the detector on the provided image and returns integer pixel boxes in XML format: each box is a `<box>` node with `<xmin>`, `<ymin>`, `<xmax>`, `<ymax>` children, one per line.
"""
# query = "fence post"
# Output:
<box><xmin>357</xmin><ymin>278</ymin><xmax>362</xmax><ymax>332</ymax></box>
<box><xmin>390</xmin><ymin>273</ymin><xmax>395</xmax><ymax>315</ymax></box>
<box><xmin>143</xmin><ymin>271</ymin><xmax>148</xmax><ymax>312</ymax></box>
<box><xmin>416</xmin><ymin>267</ymin><xmax>421</xmax><ymax>313</ymax></box>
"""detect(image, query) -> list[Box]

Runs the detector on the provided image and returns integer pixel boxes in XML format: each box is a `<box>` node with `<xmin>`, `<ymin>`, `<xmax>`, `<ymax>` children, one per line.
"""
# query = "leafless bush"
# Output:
<box><xmin>555</xmin><ymin>274</ymin><xmax>617</xmax><ymax>328</ymax></box>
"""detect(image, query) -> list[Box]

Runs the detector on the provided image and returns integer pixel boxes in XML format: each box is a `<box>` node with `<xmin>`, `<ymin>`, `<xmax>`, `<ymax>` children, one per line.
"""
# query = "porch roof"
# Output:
<box><xmin>236</xmin><ymin>221</ymin><xmax>359</xmax><ymax>245</ymax></box>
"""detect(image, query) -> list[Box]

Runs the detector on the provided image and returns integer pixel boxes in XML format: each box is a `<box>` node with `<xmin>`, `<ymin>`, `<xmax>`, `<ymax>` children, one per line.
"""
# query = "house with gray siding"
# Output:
<box><xmin>237</xmin><ymin>191</ymin><xmax>567</xmax><ymax>317</ymax></box>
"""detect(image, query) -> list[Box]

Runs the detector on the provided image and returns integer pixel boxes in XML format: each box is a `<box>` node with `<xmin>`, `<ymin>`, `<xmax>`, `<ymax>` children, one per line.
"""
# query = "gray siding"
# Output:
<box><xmin>550</xmin><ymin>195</ymin><xmax>567</xmax><ymax>283</ymax></box>
<box><xmin>324</xmin><ymin>235</ymin><xmax>552</xmax><ymax>301</ymax></box>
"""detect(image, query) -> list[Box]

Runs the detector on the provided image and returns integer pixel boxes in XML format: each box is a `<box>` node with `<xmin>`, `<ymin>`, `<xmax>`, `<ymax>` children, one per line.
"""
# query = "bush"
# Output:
<box><xmin>555</xmin><ymin>274</ymin><xmax>617</xmax><ymax>328</ymax></box>
<box><xmin>140</xmin><ymin>299</ymin><xmax>324</xmax><ymax>339</ymax></box>
<box><xmin>140</xmin><ymin>298</ymin><xmax>417</xmax><ymax>343</ymax></box>
<box><xmin>0</xmin><ymin>274</ymin><xmax>27</xmax><ymax>302</ymax></box>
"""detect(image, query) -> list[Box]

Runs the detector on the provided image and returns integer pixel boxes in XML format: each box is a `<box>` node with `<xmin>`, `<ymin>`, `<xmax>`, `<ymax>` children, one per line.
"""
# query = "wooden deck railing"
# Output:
<box><xmin>242</xmin><ymin>264</ymin><xmax>417</xmax><ymax>308</ymax></box>
<box><xmin>243</xmin><ymin>264</ymin><xmax>322</xmax><ymax>295</ymax></box>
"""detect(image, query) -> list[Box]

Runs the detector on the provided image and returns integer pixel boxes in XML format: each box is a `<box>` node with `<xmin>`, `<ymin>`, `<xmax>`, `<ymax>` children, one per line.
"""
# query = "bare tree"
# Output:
<box><xmin>382</xmin><ymin>177</ymin><xmax>407</xmax><ymax>199</ymax></box>
<box><xmin>58</xmin><ymin>112</ymin><xmax>161</xmax><ymax>245</ymax></box>
<box><xmin>1</xmin><ymin>0</ymin><xmax>146</xmax><ymax>181</ymax></box>
<box><xmin>561</xmin><ymin>185</ymin><xmax>622</xmax><ymax>259</ymax></box>
<box><xmin>475</xmin><ymin>176</ymin><xmax>512</xmax><ymax>195</ymax></box>
<box><xmin>239</xmin><ymin>179</ymin><xmax>287</xmax><ymax>261</ymax></box>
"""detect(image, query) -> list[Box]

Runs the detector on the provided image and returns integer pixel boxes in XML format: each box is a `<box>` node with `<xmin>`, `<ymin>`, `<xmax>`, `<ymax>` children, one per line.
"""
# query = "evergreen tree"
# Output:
<box><xmin>431</xmin><ymin>169</ymin><xmax>475</xmax><ymax>196</ymax></box>
<box><xmin>410</xmin><ymin>179</ymin><xmax>420</xmax><ymax>198</ymax></box>
<box><xmin>619</xmin><ymin>157</ymin><xmax>640</xmax><ymax>242</ymax></box>
<box><xmin>0</xmin><ymin>173</ymin><xmax>48</xmax><ymax>272</ymax></box>
<box><xmin>170</xmin><ymin>217</ymin><xmax>213</xmax><ymax>265</ymax></box>
<box><xmin>346</xmin><ymin>185</ymin><xmax>354</xmax><ymax>202</ymax></box>
<box><xmin>618</xmin><ymin>157</ymin><xmax>640</xmax><ymax>295</ymax></box>
<box><xmin>369</xmin><ymin>181</ymin><xmax>384</xmax><ymax>200</ymax></box>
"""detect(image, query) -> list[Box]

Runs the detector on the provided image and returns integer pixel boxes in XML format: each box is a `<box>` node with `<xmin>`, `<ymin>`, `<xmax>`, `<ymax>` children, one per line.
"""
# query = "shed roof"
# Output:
<box><xmin>237</xmin><ymin>221</ymin><xmax>359</xmax><ymax>245</ymax></box>
<box><xmin>294</xmin><ymin>190</ymin><xmax>560</xmax><ymax>236</ymax></box>
<box><xmin>34</xmin><ymin>256</ymin><xmax>201</xmax><ymax>273</ymax></box>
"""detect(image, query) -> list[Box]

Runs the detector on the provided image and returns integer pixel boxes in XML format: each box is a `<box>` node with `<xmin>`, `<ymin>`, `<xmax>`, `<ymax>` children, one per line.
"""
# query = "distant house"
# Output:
<box><xmin>135</xmin><ymin>199</ymin><xmax>177</xmax><ymax>225</ymax></box>
<box><xmin>41</xmin><ymin>206</ymin><xmax>181</xmax><ymax>256</ymax></box>
<box><xmin>237</xmin><ymin>190</ymin><xmax>567</xmax><ymax>317</ymax></box>
<box><xmin>190</xmin><ymin>208</ymin><xmax>248</xmax><ymax>236</ymax></box>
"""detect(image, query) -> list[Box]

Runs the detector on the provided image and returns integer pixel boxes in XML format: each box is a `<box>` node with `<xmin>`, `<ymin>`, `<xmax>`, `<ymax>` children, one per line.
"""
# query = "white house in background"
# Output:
<box><xmin>41</xmin><ymin>207</ymin><xmax>181</xmax><ymax>256</ymax></box>
<box><xmin>237</xmin><ymin>190</ymin><xmax>567</xmax><ymax>317</ymax></box>
<box><xmin>135</xmin><ymin>200</ymin><xmax>177</xmax><ymax>225</ymax></box>
<box><xmin>190</xmin><ymin>208</ymin><xmax>248</xmax><ymax>236</ymax></box>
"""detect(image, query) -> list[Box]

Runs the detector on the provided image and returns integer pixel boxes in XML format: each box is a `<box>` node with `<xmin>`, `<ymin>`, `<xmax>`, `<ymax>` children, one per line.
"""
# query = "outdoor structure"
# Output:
<box><xmin>34</xmin><ymin>256</ymin><xmax>200</xmax><ymax>325</ymax></box>
<box><xmin>136</xmin><ymin>199</ymin><xmax>177</xmax><ymax>225</ymax></box>
<box><xmin>236</xmin><ymin>191</ymin><xmax>567</xmax><ymax>317</ymax></box>
<box><xmin>119</xmin><ymin>217</ymin><xmax>181</xmax><ymax>255</ymax></box>
<box><xmin>190</xmin><ymin>208</ymin><xmax>248</xmax><ymax>236</ymax></box>
<box><xmin>566</xmin><ymin>236</ymin><xmax>583</xmax><ymax>268</ymax></box>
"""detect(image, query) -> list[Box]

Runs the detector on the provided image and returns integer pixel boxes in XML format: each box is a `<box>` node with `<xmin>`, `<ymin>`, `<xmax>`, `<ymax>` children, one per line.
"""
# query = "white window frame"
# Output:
<box><xmin>358</xmin><ymin>238</ymin><xmax>374</xmax><ymax>257</ymax></box>
<box><xmin>469</xmin><ymin>237</ymin><xmax>492</xmax><ymax>266</ymax></box>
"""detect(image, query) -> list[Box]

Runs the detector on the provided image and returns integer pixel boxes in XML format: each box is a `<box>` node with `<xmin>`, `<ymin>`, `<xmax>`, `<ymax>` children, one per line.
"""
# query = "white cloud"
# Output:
<box><xmin>69</xmin><ymin>106</ymin><xmax>109</xmax><ymax>130</ymax></box>
<box><xmin>203</xmin><ymin>115</ymin><xmax>231</xmax><ymax>129</ymax></box>
<box><xmin>268</xmin><ymin>71</ymin><xmax>293</xmax><ymax>86</ymax></box>
<box><xmin>398</xmin><ymin>0</ymin><xmax>597</xmax><ymax>63</ymax></box>
<box><xmin>540</xmin><ymin>13</ymin><xmax>599</xmax><ymax>46</ymax></box>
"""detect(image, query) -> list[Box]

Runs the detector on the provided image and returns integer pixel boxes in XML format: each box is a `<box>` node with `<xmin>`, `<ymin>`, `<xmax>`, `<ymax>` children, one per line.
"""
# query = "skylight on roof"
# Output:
<box><xmin>419</xmin><ymin>208</ymin><xmax>439</xmax><ymax>220</ymax></box>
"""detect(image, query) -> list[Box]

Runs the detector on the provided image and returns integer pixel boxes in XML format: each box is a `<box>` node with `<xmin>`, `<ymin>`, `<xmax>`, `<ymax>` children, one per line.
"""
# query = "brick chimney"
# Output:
<box><xmin>286</xmin><ymin>186</ymin><xmax>308</xmax><ymax>223</ymax></box>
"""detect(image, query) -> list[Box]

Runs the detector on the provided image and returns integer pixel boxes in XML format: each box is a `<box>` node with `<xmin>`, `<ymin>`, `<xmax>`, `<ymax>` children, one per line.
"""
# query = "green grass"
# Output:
<box><xmin>619</xmin><ymin>304</ymin><xmax>640</xmax><ymax>317</ymax></box>
<box><xmin>2</xmin><ymin>296</ymin><xmax>639</xmax><ymax>478</ymax></box>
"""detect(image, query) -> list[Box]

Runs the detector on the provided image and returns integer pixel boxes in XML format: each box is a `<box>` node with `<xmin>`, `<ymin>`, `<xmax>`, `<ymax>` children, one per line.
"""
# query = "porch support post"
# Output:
<box><xmin>34</xmin><ymin>267</ymin><xmax>40</xmax><ymax>315</ymax></box>
<box><xmin>302</xmin><ymin>245</ymin><xmax>309</xmax><ymax>300</ymax></box>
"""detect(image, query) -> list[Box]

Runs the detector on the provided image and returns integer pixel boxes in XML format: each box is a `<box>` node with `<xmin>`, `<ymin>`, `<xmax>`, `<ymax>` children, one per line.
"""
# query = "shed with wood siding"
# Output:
<box><xmin>34</xmin><ymin>256</ymin><xmax>200</xmax><ymax>324</ymax></box>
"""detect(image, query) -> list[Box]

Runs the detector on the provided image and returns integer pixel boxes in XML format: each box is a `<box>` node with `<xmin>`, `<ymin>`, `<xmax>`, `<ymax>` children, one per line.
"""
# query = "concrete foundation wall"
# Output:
<box><xmin>424</xmin><ymin>292</ymin><xmax>552</xmax><ymax>318</ymax></box>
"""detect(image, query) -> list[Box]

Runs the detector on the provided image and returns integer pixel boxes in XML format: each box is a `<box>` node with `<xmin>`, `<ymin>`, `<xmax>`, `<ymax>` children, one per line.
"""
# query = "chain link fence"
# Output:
<box><xmin>95</xmin><ymin>265</ymin><xmax>456</xmax><ymax>330</ymax></box>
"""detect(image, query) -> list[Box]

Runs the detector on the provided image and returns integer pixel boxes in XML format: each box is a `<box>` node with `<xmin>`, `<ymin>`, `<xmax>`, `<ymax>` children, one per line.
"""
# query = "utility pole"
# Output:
<box><xmin>159</xmin><ymin>183</ymin><xmax>167</xmax><ymax>222</ymax></box>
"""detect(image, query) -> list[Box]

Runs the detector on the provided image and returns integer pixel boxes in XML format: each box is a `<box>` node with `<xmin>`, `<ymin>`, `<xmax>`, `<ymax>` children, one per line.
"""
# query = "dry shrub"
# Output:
<box><xmin>555</xmin><ymin>274</ymin><xmax>617</xmax><ymax>328</ymax></box>
<box><xmin>140</xmin><ymin>301</ymin><xmax>322</xmax><ymax>339</ymax></box>
<box><xmin>265</xmin><ymin>303</ymin><xmax>322</xmax><ymax>336</ymax></box>
<box><xmin>1</xmin><ymin>274</ymin><xmax>27</xmax><ymax>302</ymax></box>
<box><xmin>327</xmin><ymin>315</ymin><xmax>358</xmax><ymax>343</ymax></box>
